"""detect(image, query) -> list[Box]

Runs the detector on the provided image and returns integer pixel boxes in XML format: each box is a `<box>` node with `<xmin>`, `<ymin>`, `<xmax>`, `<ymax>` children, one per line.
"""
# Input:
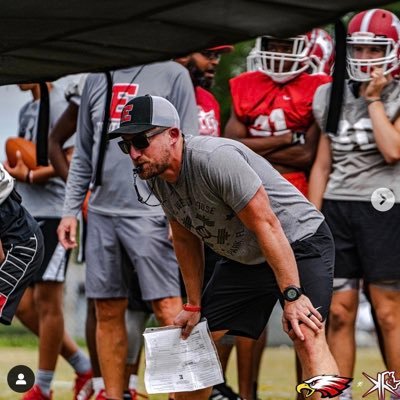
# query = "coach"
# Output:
<box><xmin>109</xmin><ymin>95</ymin><xmax>339</xmax><ymax>400</ymax></box>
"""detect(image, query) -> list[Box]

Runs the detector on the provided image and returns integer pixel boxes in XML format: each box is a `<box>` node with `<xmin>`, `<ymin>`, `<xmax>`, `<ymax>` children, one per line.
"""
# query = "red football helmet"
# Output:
<box><xmin>347</xmin><ymin>9</ymin><xmax>400</xmax><ymax>81</ymax></box>
<box><xmin>307</xmin><ymin>29</ymin><xmax>335</xmax><ymax>75</ymax></box>
<box><xmin>249</xmin><ymin>35</ymin><xmax>313</xmax><ymax>83</ymax></box>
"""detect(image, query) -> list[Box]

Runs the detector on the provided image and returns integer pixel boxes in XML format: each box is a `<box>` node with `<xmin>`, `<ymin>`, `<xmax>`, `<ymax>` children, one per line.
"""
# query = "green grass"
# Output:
<box><xmin>0</xmin><ymin>335</ymin><xmax>386</xmax><ymax>400</ymax></box>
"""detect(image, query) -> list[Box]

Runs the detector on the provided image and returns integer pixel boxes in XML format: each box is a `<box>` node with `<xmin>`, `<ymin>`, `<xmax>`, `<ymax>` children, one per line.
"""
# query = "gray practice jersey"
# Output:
<box><xmin>16</xmin><ymin>85</ymin><xmax>73</xmax><ymax>218</ymax></box>
<box><xmin>313</xmin><ymin>80</ymin><xmax>400</xmax><ymax>202</ymax></box>
<box><xmin>63</xmin><ymin>61</ymin><xmax>198</xmax><ymax>217</ymax></box>
<box><xmin>152</xmin><ymin>136</ymin><xmax>324</xmax><ymax>265</ymax></box>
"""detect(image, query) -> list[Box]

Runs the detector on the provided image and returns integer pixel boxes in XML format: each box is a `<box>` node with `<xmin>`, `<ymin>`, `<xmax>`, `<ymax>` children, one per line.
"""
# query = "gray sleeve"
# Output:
<box><xmin>62</xmin><ymin>75</ymin><xmax>98</xmax><ymax>217</ymax></box>
<box><xmin>312</xmin><ymin>82</ymin><xmax>331</xmax><ymax>132</ymax></box>
<box><xmin>168</xmin><ymin>65</ymin><xmax>199</xmax><ymax>137</ymax></box>
<box><xmin>207</xmin><ymin>146</ymin><xmax>262</xmax><ymax>213</ymax></box>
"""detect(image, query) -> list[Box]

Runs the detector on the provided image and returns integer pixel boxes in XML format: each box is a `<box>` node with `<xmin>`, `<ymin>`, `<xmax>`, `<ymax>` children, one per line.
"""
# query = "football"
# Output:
<box><xmin>5</xmin><ymin>137</ymin><xmax>37</xmax><ymax>170</ymax></box>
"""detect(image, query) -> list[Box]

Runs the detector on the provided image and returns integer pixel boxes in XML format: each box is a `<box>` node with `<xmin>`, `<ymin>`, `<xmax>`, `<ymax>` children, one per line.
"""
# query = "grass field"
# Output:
<box><xmin>0</xmin><ymin>339</ymin><xmax>386</xmax><ymax>400</ymax></box>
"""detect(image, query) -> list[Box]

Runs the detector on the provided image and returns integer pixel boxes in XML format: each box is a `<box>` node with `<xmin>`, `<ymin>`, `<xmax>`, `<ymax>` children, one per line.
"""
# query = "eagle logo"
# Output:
<box><xmin>296</xmin><ymin>375</ymin><xmax>353</xmax><ymax>398</ymax></box>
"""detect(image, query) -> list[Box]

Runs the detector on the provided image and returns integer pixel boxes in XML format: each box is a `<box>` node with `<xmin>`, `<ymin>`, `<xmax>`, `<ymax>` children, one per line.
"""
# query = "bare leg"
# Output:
<box><xmin>252</xmin><ymin>328</ymin><xmax>267</xmax><ymax>400</ymax></box>
<box><xmin>236</xmin><ymin>337</ymin><xmax>256</xmax><ymax>399</ymax></box>
<box><xmin>34</xmin><ymin>282</ymin><xmax>65</xmax><ymax>371</ymax></box>
<box><xmin>86</xmin><ymin>299</ymin><xmax>101</xmax><ymax>377</ymax></box>
<box><xmin>327</xmin><ymin>289</ymin><xmax>359</xmax><ymax>377</ymax></box>
<box><xmin>368</xmin><ymin>284</ymin><xmax>400</xmax><ymax>379</ymax></box>
<box><xmin>96</xmin><ymin>298</ymin><xmax>128</xmax><ymax>399</ymax></box>
<box><xmin>293</xmin><ymin>324</ymin><xmax>339</xmax><ymax>400</ymax></box>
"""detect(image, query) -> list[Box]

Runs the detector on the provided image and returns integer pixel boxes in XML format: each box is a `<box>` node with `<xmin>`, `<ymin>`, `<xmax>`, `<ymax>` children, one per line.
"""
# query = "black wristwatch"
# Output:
<box><xmin>283</xmin><ymin>285</ymin><xmax>303</xmax><ymax>302</ymax></box>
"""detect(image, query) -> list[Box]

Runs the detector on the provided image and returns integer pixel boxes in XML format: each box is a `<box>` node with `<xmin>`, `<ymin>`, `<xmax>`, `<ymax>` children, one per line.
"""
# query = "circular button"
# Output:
<box><xmin>7</xmin><ymin>365</ymin><xmax>35</xmax><ymax>393</ymax></box>
<box><xmin>371</xmin><ymin>188</ymin><xmax>395</xmax><ymax>212</ymax></box>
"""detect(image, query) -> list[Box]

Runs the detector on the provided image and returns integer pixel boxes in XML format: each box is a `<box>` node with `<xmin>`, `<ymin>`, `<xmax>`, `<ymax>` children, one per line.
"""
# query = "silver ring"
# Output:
<box><xmin>307</xmin><ymin>312</ymin><xmax>313</xmax><ymax>318</ymax></box>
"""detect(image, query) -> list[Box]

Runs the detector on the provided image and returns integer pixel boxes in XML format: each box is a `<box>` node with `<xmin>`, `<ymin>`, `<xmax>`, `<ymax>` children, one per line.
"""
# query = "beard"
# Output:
<box><xmin>187</xmin><ymin>59</ymin><xmax>213</xmax><ymax>89</ymax></box>
<box><xmin>138</xmin><ymin>147</ymin><xmax>170</xmax><ymax>180</ymax></box>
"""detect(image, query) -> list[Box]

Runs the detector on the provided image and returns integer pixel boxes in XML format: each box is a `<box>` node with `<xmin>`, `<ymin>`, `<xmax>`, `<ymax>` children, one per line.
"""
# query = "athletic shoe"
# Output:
<box><xmin>74</xmin><ymin>371</ymin><xmax>94</xmax><ymax>400</ymax></box>
<box><xmin>22</xmin><ymin>385</ymin><xmax>53</xmax><ymax>400</ymax></box>
<box><xmin>209</xmin><ymin>382</ymin><xmax>242</xmax><ymax>400</ymax></box>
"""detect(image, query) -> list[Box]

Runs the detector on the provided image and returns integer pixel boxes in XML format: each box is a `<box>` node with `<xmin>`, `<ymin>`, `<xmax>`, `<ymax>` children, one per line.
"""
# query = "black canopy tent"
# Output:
<box><xmin>0</xmin><ymin>0</ymin><xmax>394</xmax><ymax>85</ymax></box>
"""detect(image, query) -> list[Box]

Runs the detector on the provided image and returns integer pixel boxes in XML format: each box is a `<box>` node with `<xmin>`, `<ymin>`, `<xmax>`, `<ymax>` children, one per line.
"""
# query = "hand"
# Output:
<box><xmin>365</xmin><ymin>67</ymin><xmax>391</xmax><ymax>99</ymax></box>
<box><xmin>57</xmin><ymin>216</ymin><xmax>78</xmax><ymax>249</ymax></box>
<box><xmin>173</xmin><ymin>309</ymin><xmax>201</xmax><ymax>339</ymax></box>
<box><xmin>282</xmin><ymin>295</ymin><xmax>323</xmax><ymax>341</ymax></box>
<box><xmin>3</xmin><ymin>151</ymin><xmax>29</xmax><ymax>182</ymax></box>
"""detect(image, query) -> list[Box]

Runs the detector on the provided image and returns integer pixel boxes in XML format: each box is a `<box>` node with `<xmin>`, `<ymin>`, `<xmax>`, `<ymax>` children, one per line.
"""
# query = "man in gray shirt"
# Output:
<box><xmin>108</xmin><ymin>95</ymin><xmax>340</xmax><ymax>400</ymax></box>
<box><xmin>58</xmin><ymin>62</ymin><xmax>198</xmax><ymax>399</ymax></box>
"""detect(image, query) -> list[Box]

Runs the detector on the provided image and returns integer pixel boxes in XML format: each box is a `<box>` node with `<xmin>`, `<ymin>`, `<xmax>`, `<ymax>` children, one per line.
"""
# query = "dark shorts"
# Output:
<box><xmin>32</xmin><ymin>218</ymin><xmax>70</xmax><ymax>283</ymax></box>
<box><xmin>201</xmin><ymin>221</ymin><xmax>334</xmax><ymax>339</ymax></box>
<box><xmin>0</xmin><ymin>192</ymin><xmax>44</xmax><ymax>324</ymax></box>
<box><xmin>322</xmin><ymin>200</ymin><xmax>400</xmax><ymax>283</ymax></box>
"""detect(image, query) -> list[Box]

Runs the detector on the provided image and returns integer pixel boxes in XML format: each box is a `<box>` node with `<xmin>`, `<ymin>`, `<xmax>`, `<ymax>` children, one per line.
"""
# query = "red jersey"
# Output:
<box><xmin>195</xmin><ymin>86</ymin><xmax>221</xmax><ymax>136</ymax></box>
<box><xmin>229</xmin><ymin>71</ymin><xmax>331</xmax><ymax>136</ymax></box>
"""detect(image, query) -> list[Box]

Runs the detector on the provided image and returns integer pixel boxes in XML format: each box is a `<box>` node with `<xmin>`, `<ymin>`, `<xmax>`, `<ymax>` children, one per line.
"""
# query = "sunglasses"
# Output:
<box><xmin>118</xmin><ymin>127</ymin><xmax>168</xmax><ymax>154</ymax></box>
<box><xmin>200</xmin><ymin>50</ymin><xmax>222</xmax><ymax>61</ymax></box>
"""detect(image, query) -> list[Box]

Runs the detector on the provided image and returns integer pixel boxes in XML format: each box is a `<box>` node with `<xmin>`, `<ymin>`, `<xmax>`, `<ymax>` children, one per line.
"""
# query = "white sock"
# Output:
<box><xmin>92</xmin><ymin>377</ymin><xmax>105</xmax><ymax>394</ymax></box>
<box><xmin>129</xmin><ymin>374</ymin><xmax>138</xmax><ymax>390</ymax></box>
<box><xmin>339</xmin><ymin>386</ymin><xmax>352</xmax><ymax>400</ymax></box>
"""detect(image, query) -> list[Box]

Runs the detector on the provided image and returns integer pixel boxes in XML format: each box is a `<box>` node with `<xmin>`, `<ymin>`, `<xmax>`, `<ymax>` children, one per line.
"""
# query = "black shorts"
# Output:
<box><xmin>32</xmin><ymin>218</ymin><xmax>70</xmax><ymax>283</ymax></box>
<box><xmin>322</xmin><ymin>200</ymin><xmax>400</xmax><ymax>283</ymax></box>
<box><xmin>0</xmin><ymin>192</ymin><xmax>44</xmax><ymax>324</ymax></box>
<box><xmin>201</xmin><ymin>221</ymin><xmax>334</xmax><ymax>339</ymax></box>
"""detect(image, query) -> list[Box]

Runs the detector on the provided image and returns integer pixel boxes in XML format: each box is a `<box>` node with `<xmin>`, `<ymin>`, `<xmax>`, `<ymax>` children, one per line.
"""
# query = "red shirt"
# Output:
<box><xmin>230</xmin><ymin>71</ymin><xmax>331</xmax><ymax>136</ymax></box>
<box><xmin>195</xmin><ymin>86</ymin><xmax>221</xmax><ymax>136</ymax></box>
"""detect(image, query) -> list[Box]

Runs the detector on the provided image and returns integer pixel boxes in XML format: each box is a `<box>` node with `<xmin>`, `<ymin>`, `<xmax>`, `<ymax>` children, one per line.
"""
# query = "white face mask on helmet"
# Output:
<box><xmin>249</xmin><ymin>35</ymin><xmax>312</xmax><ymax>83</ymax></box>
<box><xmin>307</xmin><ymin>28</ymin><xmax>335</xmax><ymax>76</ymax></box>
<box><xmin>346</xmin><ymin>9</ymin><xmax>400</xmax><ymax>82</ymax></box>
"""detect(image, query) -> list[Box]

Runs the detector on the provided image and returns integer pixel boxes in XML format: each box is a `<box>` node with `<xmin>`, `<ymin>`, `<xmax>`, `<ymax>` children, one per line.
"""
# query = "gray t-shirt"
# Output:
<box><xmin>16</xmin><ymin>85</ymin><xmax>72</xmax><ymax>218</ymax></box>
<box><xmin>63</xmin><ymin>61</ymin><xmax>198</xmax><ymax>217</ymax></box>
<box><xmin>152</xmin><ymin>136</ymin><xmax>324</xmax><ymax>265</ymax></box>
<box><xmin>313</xmin><ymin>80</ymin><xmax>400</xmax><ymax>202</ymax></box>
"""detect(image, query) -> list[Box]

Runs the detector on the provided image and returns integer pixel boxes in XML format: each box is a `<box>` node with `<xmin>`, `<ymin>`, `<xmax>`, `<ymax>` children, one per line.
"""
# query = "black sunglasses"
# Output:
<box><xmin>200</xmin><ymin>50</ymin><xmax>222</xmax><ymax>61</ymax></box>
<box><xmin>118</xmin><ymin>127</ymin><xmax>168</xmax><ymax>154</ymax></box>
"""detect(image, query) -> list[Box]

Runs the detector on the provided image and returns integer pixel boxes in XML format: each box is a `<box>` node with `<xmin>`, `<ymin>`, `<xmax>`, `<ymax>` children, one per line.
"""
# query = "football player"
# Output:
<box><xmin>309</xmin><ymin>9</ymin><xmax>400</xmax><ymax>400</ymax></box>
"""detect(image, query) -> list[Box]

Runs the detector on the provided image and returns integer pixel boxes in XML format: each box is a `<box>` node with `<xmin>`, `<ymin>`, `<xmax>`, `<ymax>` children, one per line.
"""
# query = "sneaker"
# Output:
<box><xmin>22</xmin><ymin>385</ymin><xmax>53</xmax><ymax>400</ymax></box>
<box><xmin>95</xmin><ymin>390</ymin><xmax>107</xmax><ymax>400</ymax></box>
<box><xmin>74</xmin><ymin>371</ymin><xmax>94</xmax><ymax>400</ymax></box>
<box><xmin>209</xmin><ymin>382</ymin><xmax>241</xmax><ymax>400</ymax></box>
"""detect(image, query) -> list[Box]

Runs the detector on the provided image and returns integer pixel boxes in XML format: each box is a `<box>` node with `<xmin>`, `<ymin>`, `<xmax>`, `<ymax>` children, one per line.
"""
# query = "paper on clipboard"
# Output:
<box><xmin>143</xmin><ymin>320</ymin><xmax>223</xmax><ymax>393</ymax></box>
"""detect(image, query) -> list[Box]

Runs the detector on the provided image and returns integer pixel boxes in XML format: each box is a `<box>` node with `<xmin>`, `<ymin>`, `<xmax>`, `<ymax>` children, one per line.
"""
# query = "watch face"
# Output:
<box><xmin>287</xmin><ymin>288</ymin><xmax>298</xmax><ymax>300</ymax></box>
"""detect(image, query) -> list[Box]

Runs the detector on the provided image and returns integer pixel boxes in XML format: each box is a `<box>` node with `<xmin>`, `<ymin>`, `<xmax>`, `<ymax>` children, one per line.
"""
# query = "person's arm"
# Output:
<box><xmin>224</xmin><ymin>107</ymin><xmax>292</xmax><ymax>156</ymax></box>
<box><xmin>308</xmin><ymin>134</ymin><xmax>332</xmax><ymax>210</ymax></box>
<box><xmin>49</xmin><ymin>102</ymin><xmax>79</xmax><ymax>182</ymax></box>
<box><xmin>237</xmin><ymin>186</ymin><xmax>323</xmax><ymax>340</ymax></box>
<box><xmin>364</xmin><ymin>68</ymin><xmax>400</xmax><ymax>164</ymax></box>
<box><xmin>169</xmin><ymin>219</ymin><xmax>204</xmax><ymax>339</ymax></box>
<box><xmin>263</xmin><ymin>122</ymin><xmax>321</xmax><ymax>170</ymax></box>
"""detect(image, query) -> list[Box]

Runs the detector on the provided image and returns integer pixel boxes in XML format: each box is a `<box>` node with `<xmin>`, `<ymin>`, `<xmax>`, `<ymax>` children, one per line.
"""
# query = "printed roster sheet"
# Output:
<box><xmin>143</xmin><ymin>320</ymin><xmax>223</xmax><ymax>393</ymax></box>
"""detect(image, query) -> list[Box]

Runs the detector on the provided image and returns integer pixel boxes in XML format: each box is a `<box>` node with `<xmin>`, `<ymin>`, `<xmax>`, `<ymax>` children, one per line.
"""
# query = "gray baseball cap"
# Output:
<box><xmin>108</xmin><ymin>94</ymin><xmax>180</xmax><ymax>139</ymax></box>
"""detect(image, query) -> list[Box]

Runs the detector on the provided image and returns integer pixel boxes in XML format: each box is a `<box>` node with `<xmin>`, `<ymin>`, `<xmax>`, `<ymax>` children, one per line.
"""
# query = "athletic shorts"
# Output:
<box><xmin>32</xmin><ymin>218</ymin><xmax>70</xmax><ymax>283</ymax></box>
<box><xmin>0</xmin><ymin>192</ymin><xmax>44</xmax><ymax>324</ymax></box>
<box><xmin>85</xmin><ymin>211</ymin><xmax>181</xmax><ymax>300</ymax></box>
<box><xmin>322</xmin><ymin>200</ymin><xmax>400</xmax><ymax>283</ymax></box>
<box><xmin>201</xmin><ymin>221</ymin><xmax>334</xmax><ymax>339</ymax></box>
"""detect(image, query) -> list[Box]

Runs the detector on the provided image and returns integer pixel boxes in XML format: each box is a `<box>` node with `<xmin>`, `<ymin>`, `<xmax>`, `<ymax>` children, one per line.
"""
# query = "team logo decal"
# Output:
<box><xmin>296</xmin><ymin>375</ymin><xmax>352</xmax><ymax>398</ymax></box>
<box><xmin>363</xmin><ymin>370</ymin><xmax>400</xmax><ymax>400</ymax></box>
<box><xmin>121</xmin><ymin>104</ymin><xmax>133</xmax><ymax>123</ymax></box>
